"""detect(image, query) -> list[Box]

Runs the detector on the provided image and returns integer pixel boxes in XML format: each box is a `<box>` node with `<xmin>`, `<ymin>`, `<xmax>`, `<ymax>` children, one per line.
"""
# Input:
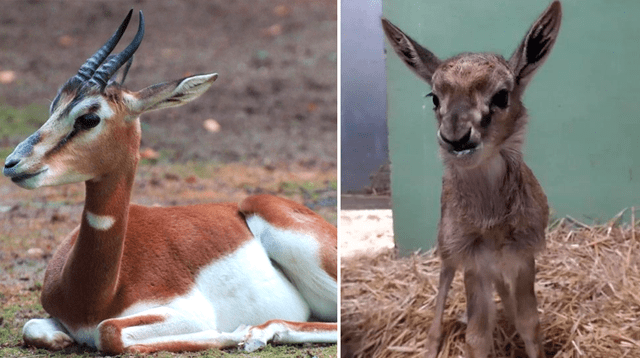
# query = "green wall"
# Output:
<box><xmin>383</xmin><ymin>0</ymin><xmax>640</xmax><ymax>253</ymax></box>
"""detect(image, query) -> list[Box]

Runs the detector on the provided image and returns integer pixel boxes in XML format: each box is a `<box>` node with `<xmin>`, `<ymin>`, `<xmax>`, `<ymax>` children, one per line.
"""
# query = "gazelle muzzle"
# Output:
<box><xmin>3</xmin><ymin>131</ymin><xmax>43</xmax><ymax>181</ymax></box>
<box><xmin>437</xmin><ymin>127</ymin><xmax>480</xmax><ymax>156</ymax></box>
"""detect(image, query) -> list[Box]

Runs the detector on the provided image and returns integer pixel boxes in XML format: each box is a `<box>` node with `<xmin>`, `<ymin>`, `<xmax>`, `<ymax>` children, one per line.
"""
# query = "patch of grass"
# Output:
<box><xmin>0</xmin><ymin>233</ymin><xmax>37</xmax><ymax>251</ymax></box>
<box><xmin>278</xmin><ymin>181</ymin><xmax>299</xmax><ymax>196</ymax></box>
<box><xmin>0</xmin><ymin>290</ymin><xmax>43</xmax><ymax>350</ymax></box>
<box><xmin>166</xmin><ymin>161</ymin><xmax>223</xmax><ymax>179</ymax></box>
<box><xmin>0</xmin><ymin>103</ymin><xmax>48</xmax><ymax>164</ymax></box>
<box><xmin>0</xmin><ymin>103</ymin><xmax>47</xmax><ymax>139</ymax></box>
<box><xmin>0</xmin><ymin>147</ymin><xmax>13</xmax><ymax>161</ymax></box>
<box><xmin>279</xmin><ymin>180</ymin><xmax>335</xmax><ymax>202</ymax></box>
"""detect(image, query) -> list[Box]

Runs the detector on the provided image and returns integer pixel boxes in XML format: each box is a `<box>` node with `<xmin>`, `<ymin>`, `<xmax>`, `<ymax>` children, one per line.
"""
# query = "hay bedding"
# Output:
<box><xmin>341</xmin><ymin>210</ymin><xmax>640</xmax><ymax>358</ymax></box>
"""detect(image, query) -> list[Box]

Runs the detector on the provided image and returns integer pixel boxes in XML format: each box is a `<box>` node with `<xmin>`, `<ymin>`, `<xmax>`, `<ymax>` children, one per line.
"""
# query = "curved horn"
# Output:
<box><xmin>89</xmin><ymin>10</ymin><xmax>145</xmax><ymax>90</ymax></box>
<box><xmin>72</xmin><ymin>9</ymin><xmax>133</xmax><ymax>84</ymax></box>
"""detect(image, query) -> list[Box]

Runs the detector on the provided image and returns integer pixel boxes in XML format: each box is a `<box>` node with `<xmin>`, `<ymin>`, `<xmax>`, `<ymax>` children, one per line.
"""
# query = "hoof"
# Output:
<box><xmin>244</xmin><ymin>338</ymin><xmax>266</xmax><ymax>352</ymax></box>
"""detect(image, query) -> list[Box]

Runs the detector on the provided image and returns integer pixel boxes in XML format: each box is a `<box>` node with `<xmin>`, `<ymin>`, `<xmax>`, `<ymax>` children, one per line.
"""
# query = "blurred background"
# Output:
<box><xmin>340</xmin><ymin>0</ymin><xmax>388</xmax><ymax>196</ymax></box>
<box><xmin>0</xmin><ymin>0</ymin><xmax>336</xmax><ymax>167</ymax></box>
<box><xmin>340</xmin><ymin>0</ymin><xmax>391</xmax><ymax>213</ymax></box>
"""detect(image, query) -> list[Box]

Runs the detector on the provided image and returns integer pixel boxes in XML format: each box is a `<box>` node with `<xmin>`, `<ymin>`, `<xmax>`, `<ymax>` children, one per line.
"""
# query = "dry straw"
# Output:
<box><xmin>341</xmin><ymin>208</ymin><xmax>640</xmax><ymax>358</ymax></box>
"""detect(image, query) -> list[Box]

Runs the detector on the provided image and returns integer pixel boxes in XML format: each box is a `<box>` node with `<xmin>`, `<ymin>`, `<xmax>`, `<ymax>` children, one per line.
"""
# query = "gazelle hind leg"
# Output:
<box><xmin>241</xmin><ymin>195</ymin><xmax>337</xmax><ymax>322</ymax></box>
<box><xmin>425</xmin><ymin>263</ymin><xmax>455</xmax><ymax>358</ymax></box>
<box><xmin>513</xmin><ymin>256</ymin><xmax>544</xmax><ymax>358</ymax></box>
<box><xmin>243</xmin><ymin>320</ymin><xmax>337</xmax><ymax>352</ymax></box>
<box><xmin>494</xmin><ymin>275</ymin><xmax>516</xmax><ymax>326</ymax></box>
<box><xmin>463</xmin><ymin>269</ymin><xmax>495</xmax><ymax>358</ymax></box>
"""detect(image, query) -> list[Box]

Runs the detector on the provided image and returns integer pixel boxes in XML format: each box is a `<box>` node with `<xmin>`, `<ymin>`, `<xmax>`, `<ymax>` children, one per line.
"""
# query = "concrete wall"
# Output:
<box><xmin>383</xmin><ymin>0</ymin><xmax>640</xmax><ymax>252</ymax></box>
<box><xmin>341</xmin><ymin>0</ymin><xmax>389</xmax><ymax>193</ymax></box>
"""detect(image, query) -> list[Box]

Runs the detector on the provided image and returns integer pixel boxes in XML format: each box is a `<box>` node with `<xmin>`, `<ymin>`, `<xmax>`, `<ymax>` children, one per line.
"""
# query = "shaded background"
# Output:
<box><xmin>340</xmin><ymin>0</ymin><xmax>388</xmax><ymax>194</ymax></box>
<box><xmin>383</xmin><ymin>0</ymin><xmax>640</xmax><ymax>252</ymax></box>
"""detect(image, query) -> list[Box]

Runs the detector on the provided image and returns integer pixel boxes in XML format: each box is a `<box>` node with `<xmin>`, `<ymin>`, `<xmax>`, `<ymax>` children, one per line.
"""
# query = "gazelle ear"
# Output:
<box><xmin>381</xmin><ymin>17</ymin><xmax>442</xmax><ymax>85</ymax></box>
<box><xmin>508</xmin><ymin>1</ymin><xmax>561</xmax><ymax>90</ymax></box>
<box><xmin>127</xmin><ymin>73</ymin><xmax>218</xmax><ymax>114</ymax></box>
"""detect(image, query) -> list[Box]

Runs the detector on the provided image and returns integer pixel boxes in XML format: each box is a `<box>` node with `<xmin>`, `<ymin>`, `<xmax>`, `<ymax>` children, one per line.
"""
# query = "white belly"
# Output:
<box><xmin>65</xmin><ymin>237</ymin><xmax>311</xmax><ymax>348</ymax></box>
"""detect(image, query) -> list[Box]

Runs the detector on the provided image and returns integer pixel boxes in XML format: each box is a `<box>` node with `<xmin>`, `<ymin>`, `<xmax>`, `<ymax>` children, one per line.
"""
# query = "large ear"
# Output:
<box><xmin>508</xmin><ymin>1</ymin><xmax>562</xmax><ymax>90</ymax></box>
<box><xmin>127</xmin><ymin>73</ymin><xmax>218</xmax><ymax>114</ymax></box>
<box><xmin>381</xmin><ymin>18</ymin><xmax>442</xmax><ymax>85</ymax></box>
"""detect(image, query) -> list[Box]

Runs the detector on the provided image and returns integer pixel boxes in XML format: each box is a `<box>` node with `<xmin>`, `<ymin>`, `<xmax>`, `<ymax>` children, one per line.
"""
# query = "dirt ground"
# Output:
<box><xmin>0</xmin><ymin>0</ymin><xmax>336</xmax><ymax>356</ymax></box>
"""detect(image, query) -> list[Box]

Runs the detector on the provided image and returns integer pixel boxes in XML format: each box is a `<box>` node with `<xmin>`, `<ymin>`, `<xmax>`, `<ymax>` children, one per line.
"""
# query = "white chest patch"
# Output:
<box><xmin>85</xmin><ymin>211</ymin><xmax>115</xmax><ymax>231</ymax></box>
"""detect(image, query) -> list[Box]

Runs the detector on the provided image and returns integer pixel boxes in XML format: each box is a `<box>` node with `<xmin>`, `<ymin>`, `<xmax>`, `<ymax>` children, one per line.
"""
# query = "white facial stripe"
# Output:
<box><xmin>68</xmin><ymin>97</ymin><xmax>114</xmax><ymax>121</ymax></box>
<box><xmin>85</xmin><ymin>211</ymin><xmax>115</xmax><ymax>231</ymax></box>
<box><xmin>472</xmin><ymin>109</ymin><xmax>482</xmax><ymax>122</ymax></box>
<box><xmin>95</xmin><ymin>97</ymin><xmax>115</xmax><ymax>119</ymax></box>
<box><xmin>65</xmin><ymin>96</ymin><xmax>114</xmax><ymax>145</ymax></box>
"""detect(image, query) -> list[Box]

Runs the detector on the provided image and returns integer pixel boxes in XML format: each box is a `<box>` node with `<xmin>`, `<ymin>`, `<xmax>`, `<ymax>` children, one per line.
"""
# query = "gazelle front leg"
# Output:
<box><xmin>425</xmin><ymin>262</ymin><xmax>455</xmax><ymax>358</ymax></box>
<box><xmin>97</xmin><ymin>307</ymin><xmax>238</xmax><ymax>354</ymax></box>
<box><xmin>22</xmin><ymin>318</ymin><xmax>75</xmax><ymax>351</ymax></box>
<box><xmin>97</xmin><ymin>307</ymin><xmax>337</xmax><ymax>354</ymax></box>
<box><xmin>463</xmin><ymin>269</ymin><xmax>495</xmax><ymax>358</ymax></box>
<box><xmin>513</xmin><ymin>255</ymin><xmax>544</xmax><ymax>358</ymax></box>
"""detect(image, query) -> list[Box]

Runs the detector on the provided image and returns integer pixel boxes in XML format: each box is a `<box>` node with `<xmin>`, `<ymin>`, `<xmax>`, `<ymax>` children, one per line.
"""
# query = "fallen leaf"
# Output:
<box><xmin>203</xmin><ymin>119</ymin><xmax>221</xmax><ymax>133</ymax></box>
<box><xmin>0</xmin><ymin>70</ymin><xmax>16</xmax><ymax>84</ymax></box>
<box><xmin>27</xmin><ymin>248</ymin><xmax>45</xmax><ymax>258</ymax></box>
<box><xmin>161</xmin><ymin>48</ymin><xmax>178</xmax><ymax>59</ymax></box>
<box><xmin>307</xmin><ymin>102</ymin><xmax>318</xmax><ymax>112</ymax></box>
<box><xmin>58</xmin><ymin>35</ymin><xmax>75</xmax><ymax>47</ymax></box>
<box><xmin>263</xmin><ymin>24</ymin><xmax>282</xmax><ymax>37</ymax></box>
<box><xmin>139</xmin><ymin>148</ymin><xmax>160</xmax><ymax>160</ymax></box>
<box><xmin>185</xmin><ymin>175</ymin><xmax>197</xmax><ymax>184</ymax></box>
<box><xmin>274</xmin><ymin>5</ymin><xmax>291</xmax><ymax>17</ymax></box>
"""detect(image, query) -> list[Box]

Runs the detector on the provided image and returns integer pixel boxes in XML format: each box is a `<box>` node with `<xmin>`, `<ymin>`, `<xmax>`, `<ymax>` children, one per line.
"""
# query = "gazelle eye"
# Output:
<box><xmin>491</xmin><ymin>89</ymin><xmax>509</xmax><ymax>109</ymax></box>
<box><xmin>427</xmin><ymin>92</ymin><xmax>440</xmax><ymax>109</ymax></box>
<box><xmin>75</xmin><ymin>113</ymin><xmax>101</xmax><ymax>130</ymax></box>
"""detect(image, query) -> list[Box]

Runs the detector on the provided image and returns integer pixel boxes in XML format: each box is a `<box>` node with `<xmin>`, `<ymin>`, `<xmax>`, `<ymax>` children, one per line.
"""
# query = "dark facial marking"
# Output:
<box><xmin>59</xmin><ymin>92</ymin><xmax>87</xmax><ymax>120</ymax></box>
<box><xmin>13</xmin><ymin>131</ymin><xmax>41</xmax><ymax>158</ymax></box>
<box><xmin>46</xmin><ymin>101</ymin><xmax>102</xmax><ymax>158</ymax></box>
<box><xmin>426</xmin><ymin>92</ymin><xmax>440</xmax><ymax>109</ymax></box>
<box><xmin>74</xmin><ymin>113</ymin><xmax>101</xmax><ymax>131</ymax></box>
<box><xmin>480</xmin><ymin>114</ymin><xmax>492</xmax><ymax>129</ymax></box>
<box><xmin>490</xmin><ymin>89</ymin><xmax>509</xmax><ymax>109</ymax></box>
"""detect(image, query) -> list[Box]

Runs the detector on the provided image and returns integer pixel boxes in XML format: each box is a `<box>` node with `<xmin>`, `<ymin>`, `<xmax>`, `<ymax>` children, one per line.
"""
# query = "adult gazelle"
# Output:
<box><xmin>3</xmin><ymin>10</ymin><xmax>337</xmax><ymax>354</ymax></box>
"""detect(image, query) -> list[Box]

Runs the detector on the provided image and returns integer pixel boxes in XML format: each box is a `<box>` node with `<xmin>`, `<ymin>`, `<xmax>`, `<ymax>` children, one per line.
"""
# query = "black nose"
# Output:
<box><xmin>439</xmin><ymin>130</ymin><xmax>476</xmax><ymax>152</ymax></box>
<box><xmin>4</xmin><ymin>158</ymin><xmax>19</xmax><ymax>169</ymax></box>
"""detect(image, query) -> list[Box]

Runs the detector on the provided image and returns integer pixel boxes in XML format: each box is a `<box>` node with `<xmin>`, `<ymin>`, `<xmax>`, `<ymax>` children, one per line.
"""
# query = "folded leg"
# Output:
<box><xmin>22</xmin><ymin>318</ymin><xmax>74</xmax><ymax>350</ymax></box>
<box><xmin>243</xmin><ymin>320</ymin><xmax>337</xmax><ymax>352</ymax></box>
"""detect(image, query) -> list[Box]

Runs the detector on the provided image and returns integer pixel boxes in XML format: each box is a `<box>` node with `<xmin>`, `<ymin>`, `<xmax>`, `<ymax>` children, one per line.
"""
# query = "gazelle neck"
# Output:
<box><xmin>59</xmin><ymin>143</ymin><xmax>140</xmax><ymax>314</ymax></box>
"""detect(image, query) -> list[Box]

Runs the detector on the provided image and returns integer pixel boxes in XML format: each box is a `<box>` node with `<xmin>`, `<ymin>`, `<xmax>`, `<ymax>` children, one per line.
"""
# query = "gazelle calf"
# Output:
<box><xmin>382</xmin><ymin>2</ymin><xmax>561</xmax><ymax>358</ymax></box>
<box><xmin>3</xmin><ymin>10</ymin><xmax>336</xmax><ymax>354</ymax></box>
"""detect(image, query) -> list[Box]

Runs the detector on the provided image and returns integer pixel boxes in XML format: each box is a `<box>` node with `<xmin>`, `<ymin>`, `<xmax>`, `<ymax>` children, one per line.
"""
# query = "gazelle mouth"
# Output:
<box><xmin>451</xmin><ymin>147</ymin><xmax>477</xmax><ymax>156</ymax></box>
<box><xmin>9</xmin><ymin>169</ymin><xmax>47</xmax><ymax>184</ymax></box>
